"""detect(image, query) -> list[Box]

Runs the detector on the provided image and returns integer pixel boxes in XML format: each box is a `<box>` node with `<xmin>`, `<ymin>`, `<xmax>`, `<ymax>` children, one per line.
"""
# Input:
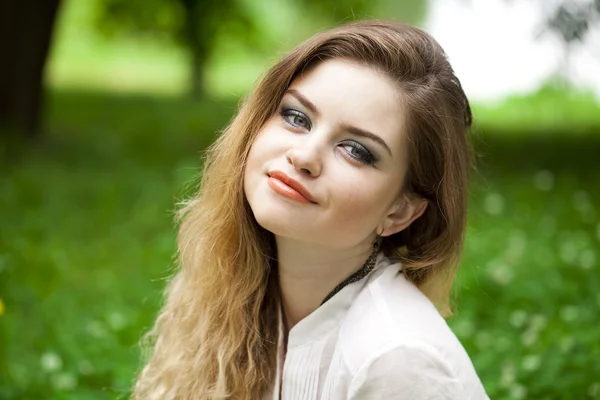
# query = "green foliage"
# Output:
<box><xmin>295</xmin><ymin>0</ymin><xmax>428</xmax><ymax>26</ymax></box>
<box><xmin>95</xmin><ymin>0</ymin><xmax>182</xmax><ymax>41</ymax></box>
<box><xmin>11</xmin><ymin>2</ymin><xmax>598</xmax><ymax>398</ymax></box>
<box><xmin>91</xmin><ymin>0</ymin><xmax>428</xmax><ymax>95</ymax></box>
<box><xmin>95</xmin><ymin>0</ymin><xmax>263</xmax><ymax>49</ymax></box>
<box><xmin>0</xmin><ymin>90</ymin><xmax>236</xmax><ymax>399</ymax></box>
<box><xmin>1</xmin><ymin>87</ymin><xmax>599</xmax><ymax>399</ymax></box>
<box><xmin>48</xmin><ymin>0</ymin><xmax>429</xmax><ymax>97</ymax></box>
<box><xmin>472</xmin><ymin>83</ymin><xmax>600</xmax><ymax>134</ymax></box>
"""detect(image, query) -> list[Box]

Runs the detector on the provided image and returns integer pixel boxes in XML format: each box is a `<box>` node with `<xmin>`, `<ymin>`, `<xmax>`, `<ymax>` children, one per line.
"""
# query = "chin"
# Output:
<box><xmin>252</xmin><ymin>206</ymin><xmax>297</xmax><ymax>235</ymax></box>
<box><xmin>251</xmin><ymin>206</ymin><xmax>310</xmax><ymax>239</ymax></box>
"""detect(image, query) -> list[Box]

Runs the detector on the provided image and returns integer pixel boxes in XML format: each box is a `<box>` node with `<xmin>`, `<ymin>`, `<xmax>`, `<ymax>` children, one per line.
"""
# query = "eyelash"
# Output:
<box><xmin>279</xmin><ymin>107</ymin><xmax>378</xmax><ymax>166</ymax></box>
<box><xmin>280</xmin><ymin>108</ymin><xmax>311</xmax><ymax>130</ymax></box>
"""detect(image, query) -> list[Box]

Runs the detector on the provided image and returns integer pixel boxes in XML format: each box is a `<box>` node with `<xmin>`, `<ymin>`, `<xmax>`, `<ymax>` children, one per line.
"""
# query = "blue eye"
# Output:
<box><xmin>280</xmin><ymin>108</ymin><xmax>311</xmax><ymax>130</ymax></box>
<box><xmin>341</xmin><ymin>142</ymin><xmax>377</xmax><ymax>165</ymax></box>
<box><xmin>278</xmin><ymin>106</ymin><xmax>376</xmax><ymax>166</ymax></box>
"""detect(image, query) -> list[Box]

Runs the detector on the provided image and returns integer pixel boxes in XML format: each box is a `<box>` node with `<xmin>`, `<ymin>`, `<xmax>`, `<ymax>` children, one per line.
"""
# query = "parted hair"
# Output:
<box><xmin>132</xmin><ymin>20</ymin><xmax>473</xmax><ymax>400</ymax></box>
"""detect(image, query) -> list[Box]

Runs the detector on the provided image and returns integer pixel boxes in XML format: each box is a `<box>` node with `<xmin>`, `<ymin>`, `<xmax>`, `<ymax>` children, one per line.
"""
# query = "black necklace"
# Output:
<box><xmin>320</xmin><ymin>243</ymin><xmax>381</xmax><ymax>306</ymax></box>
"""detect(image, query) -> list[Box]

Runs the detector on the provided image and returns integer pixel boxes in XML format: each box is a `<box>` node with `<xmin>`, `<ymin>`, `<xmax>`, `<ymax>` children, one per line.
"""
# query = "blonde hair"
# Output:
<box><xmin>132</xmin><ymin>20</ymin><xmax>473</xmax><ymax>399</ymax></box>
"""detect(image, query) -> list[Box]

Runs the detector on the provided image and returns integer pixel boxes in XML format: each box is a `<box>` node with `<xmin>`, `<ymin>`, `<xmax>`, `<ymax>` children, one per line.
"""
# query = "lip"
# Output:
<box><xmin>267</xmin><ymin>170</ymin><xmax>317</xmax><ymax>204</ymax></box>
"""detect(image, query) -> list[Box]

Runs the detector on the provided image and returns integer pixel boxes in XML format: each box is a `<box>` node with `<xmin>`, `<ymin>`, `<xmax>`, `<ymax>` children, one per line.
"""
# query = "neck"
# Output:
<box><xmin>275</xmin><ymin>237</ymin><xmax>375</xmax><ymax>331</ymax></box>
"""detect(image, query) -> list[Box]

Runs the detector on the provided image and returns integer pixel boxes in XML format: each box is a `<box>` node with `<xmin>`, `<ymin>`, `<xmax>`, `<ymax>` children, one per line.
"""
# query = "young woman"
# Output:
<box><xmin>133</xmin><ymin>20</ymin><xmax>489</xmax><ymax>399</ymax></box>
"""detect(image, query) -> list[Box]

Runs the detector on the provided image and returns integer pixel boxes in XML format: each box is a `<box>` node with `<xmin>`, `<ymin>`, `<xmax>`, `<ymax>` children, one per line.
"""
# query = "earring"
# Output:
<box><xmin>373</xmin><ymin>230</ymin><xmax>383</xmax><ymax>251</ymax></box>
<box><xmin>361</xmin><ymin>234</ymin><xmax>382</xmax><ymax>275</ymax></box>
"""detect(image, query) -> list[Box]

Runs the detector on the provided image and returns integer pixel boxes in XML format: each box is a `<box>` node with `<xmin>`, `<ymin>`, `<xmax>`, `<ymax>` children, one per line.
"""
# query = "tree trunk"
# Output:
<box><xmin>179</xmin><ymin>0</ymin><xmax>211</xmax><ymax>98</ymax></box>
<box><xmin>0</xmin><ymin>0</ymin><xmax>61</xmax><ymax>141</ymax></box>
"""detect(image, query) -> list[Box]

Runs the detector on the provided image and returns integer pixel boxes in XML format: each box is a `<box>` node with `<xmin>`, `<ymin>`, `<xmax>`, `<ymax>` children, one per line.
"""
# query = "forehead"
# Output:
<box><xmin>287</xmin><ymin>59</ymin><xmax>406</xmax><ymax>153</ymax></box>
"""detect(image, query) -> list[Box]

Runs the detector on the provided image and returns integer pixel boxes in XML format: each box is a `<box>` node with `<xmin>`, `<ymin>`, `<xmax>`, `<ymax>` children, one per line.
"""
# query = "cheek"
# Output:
<box><xmin>244</xmin><ymin>124</ymin><xmax>283</xmax><ymax>199</ymax></box>
<box><xmin>244</xmin><ymin>135</ymin><xmax>265</xmax><ymax>198</ymax></box>
<box><xmin>327</xmin><ymin>181</ymin><xmax>390</xmax><ymax>232</ymax></box>
<box><xmin>246</xmin><ymin>127</ymin><xmax>274</xmax><ymax>173</ymax></box>
<box><xmin>246</xmin><ymin>123</ymin><xmax>282</xmax><ymax>165</ymax></box>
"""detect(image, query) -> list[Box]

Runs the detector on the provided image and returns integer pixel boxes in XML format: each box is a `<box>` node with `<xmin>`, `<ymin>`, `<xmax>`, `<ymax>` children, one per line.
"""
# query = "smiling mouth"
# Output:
<box><xmin>267</xmin><ymin>172</ymin><xmax>317</xmax><ymax>204</ymax></box>
<box><xmin>267</xmin><ymin>177</ymin><xmax>314</xmax><ymax>204</ymax></box>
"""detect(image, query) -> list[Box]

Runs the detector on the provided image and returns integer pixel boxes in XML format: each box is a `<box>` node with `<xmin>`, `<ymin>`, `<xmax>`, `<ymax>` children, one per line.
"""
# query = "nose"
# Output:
<box><xmin>285</xmin><ymin>139</ymin><xmax>323</xmax><ymax>177</ymax></box>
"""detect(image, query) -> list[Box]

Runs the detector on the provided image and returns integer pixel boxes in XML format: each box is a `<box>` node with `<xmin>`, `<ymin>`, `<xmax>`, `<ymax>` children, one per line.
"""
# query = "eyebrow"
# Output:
<box><xmin>284</xmin><ymin>89</ymin><xmax>393</xmax><ymax>156</ymax></box>
<box><xmin>340</xmin><ymin>123</ymin><xmax>392</xmax><ymax>156</ymax></box>
<box><xmin>286</xmin><ymin>89</ymin><xmax>319</xmax><ymax>116</ymax></box>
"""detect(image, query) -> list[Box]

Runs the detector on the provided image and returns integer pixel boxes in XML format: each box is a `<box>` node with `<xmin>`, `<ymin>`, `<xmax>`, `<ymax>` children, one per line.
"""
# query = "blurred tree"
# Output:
<box><xmin>95</xmin><ymin>0</ymin><xmax>427</xmax><ymax>98</ymax></box>
<box><xmin>0</xmin><ymin>0</ymin><xmax>62</xmax><ymax>140</ymax></box>
<box><xmin>540</xmin><ymin>0</ymin><xmax>600</xmax><ymax>43</ymax></box>
<box><xmin>0</xmin><ymin>0</ymin><xmax>426</xmax><ymax>146</ymax></box>
<box><xmin>96</xmin><ymin>0</ymin><xmax>264</xmax><ymax>97</ymax></box>
<box><xmin>533</xmin><ymin>0</ymin><xmax>600</xmax><ymax>84</ymax></box>
<box><xmin>297</xmin><ymin>0</ymin><xmax>427</xmax><ymax>27</ymax></box>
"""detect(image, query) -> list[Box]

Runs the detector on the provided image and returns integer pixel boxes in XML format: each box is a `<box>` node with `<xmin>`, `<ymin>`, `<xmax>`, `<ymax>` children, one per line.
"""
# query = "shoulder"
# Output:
<box><xmin>339</xmin><ymin>260</ymin><xmax>454</xmax><ymax>368</ymax></box>
<box><xmin>338</xmin><ymin>260</ymin><xmax>488</xmax><ymax>399</ymax></box>
<box><xmin>346</xmin><ymin>341</ymin><xmax>467</xmax><ymax>399</ymax></box>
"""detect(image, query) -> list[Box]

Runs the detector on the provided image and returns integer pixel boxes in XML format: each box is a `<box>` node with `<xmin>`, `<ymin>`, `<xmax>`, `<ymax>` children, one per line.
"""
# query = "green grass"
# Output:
<box><xmin>1</xmin><ymin>88</ymin><xmax>600</xmax><ymax>399</ymax></box>
<box><xmin>6</xmin><ymin>0</ymin><xmax>599</xmax><ymax>398</ymax></box>
<box><xmin>0</xmin><ymin>90</ymin><xmax>237</xmax><ymax>399</ymax></box>
<box><xmin>472</xmin><ymin>84</ymin><xmax>600</xmax><ymax>134</ymax></box>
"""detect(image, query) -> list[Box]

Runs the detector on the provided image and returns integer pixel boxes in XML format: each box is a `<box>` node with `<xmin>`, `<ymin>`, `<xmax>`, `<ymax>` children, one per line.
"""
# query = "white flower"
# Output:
<box><xmin>509</xmin><ymin>383</ymin><xmax>527</xmax><ymax>400</ymax></box>
<box><xmin>506</xmin><ymin>230</ymin><xmax>527</xmax><ymax>262</ymax></box>
<box><xmin>521</xmin><ymin>329</ymin><xmax>538</xmax><ymax>348</ymax></box>
<box><xmin>483</xmin><ymin>193</ymin><xmax>505</xmax><ymax>215</ymax></box>
<box><xmin>453</xmin><ymin>318</ymin><xmax>474</xmax><ymax>338</ymax></box>
<box><xmin>530</xmin><ymin>314</ymin><xmax>548</xmax><ymax>331</ymax></box>
<box><xmin>107</xmin><ymin>311</ymin><xmax>127</xmax><ymax>331</ymax></box>
<box><xmin>78</xmin><ymin>360</ymin><xmax>94</xmax><ymax>376</ymax></box>
<box><xmin>509</xmin><ymin>310</ymin><xmax>528</xmax><ymax>328</ymax></box>
<box><xmin>86</xmin><ymin>320</ymin><xmax>107</xmax><ymax>338</ymax></box>
<box><xmin>51</xmin><ymin>372</ymin><xmax>77</xmax><ymax>390</ymax></box>
<box><xmin>500</xmin><ymin>363</ymin><xmax>516</xmax><ymax>388</ymax></box>
<box><xmin>40</xmin><ymin>352</ymin><xmax>62</xmax><ymax>372</ymax></box>
<box><xmin>521</xmin><ymin>355</ymin><xmax>541</xmax><ymax>371</ymax></box>
<box><xmin>559</xmin><ymin>239</ymin><xmax>579</xmax><ymax>265</ymax></box>
<box><xmin>488</xmin><ymin>259</ymin><xmax>514</xmax><ymax>285</ymax></box>
<box><xmin>560</xmin><ymin>305</ymin><xmax>580</xmax><ymax>322</ymax></box>
<box><xmin>578</xmin><ymin>249</ymin><xmax>596</xmax><ymax>270</ymax></box>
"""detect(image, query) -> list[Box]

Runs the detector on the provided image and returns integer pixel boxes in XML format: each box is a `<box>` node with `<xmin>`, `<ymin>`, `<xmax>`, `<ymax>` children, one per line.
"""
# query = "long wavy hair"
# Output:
<box><xmin>132</xmin><ymin>20</ymin><xmax>473</xmax><ymax>400</ymax></box>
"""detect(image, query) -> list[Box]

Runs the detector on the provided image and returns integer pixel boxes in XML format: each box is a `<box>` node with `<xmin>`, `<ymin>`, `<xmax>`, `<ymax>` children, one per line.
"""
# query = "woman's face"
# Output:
<box><xmin>243</xmin><ymin>58</ymin><xmax>411</xmax><ymax>249</ymax></box>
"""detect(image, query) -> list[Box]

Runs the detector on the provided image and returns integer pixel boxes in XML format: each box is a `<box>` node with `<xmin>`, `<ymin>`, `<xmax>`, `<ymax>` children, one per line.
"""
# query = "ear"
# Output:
<box><xmin>377</xmin><ymin>194</ymin><xmax>428</xmax><ymax>237</ymax></box>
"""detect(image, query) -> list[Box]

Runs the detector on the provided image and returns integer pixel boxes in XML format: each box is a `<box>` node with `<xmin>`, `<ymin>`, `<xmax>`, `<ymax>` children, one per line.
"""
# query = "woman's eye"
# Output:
<box><xmin>341</xmin><ymin>142</ymin><xmax>377</xmax><ymax>166</ymax></box>
<box><xmin>280</xmin><ymin>109</ymin><xmax>311</xmax><ymax>130</ymax></box>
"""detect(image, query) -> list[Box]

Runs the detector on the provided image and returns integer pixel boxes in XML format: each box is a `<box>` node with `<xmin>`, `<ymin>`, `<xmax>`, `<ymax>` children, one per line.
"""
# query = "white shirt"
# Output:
<box><xmin>265</xmin><ymin>251</ymin><xmax>490</xmax><ymax>399</ymax></box>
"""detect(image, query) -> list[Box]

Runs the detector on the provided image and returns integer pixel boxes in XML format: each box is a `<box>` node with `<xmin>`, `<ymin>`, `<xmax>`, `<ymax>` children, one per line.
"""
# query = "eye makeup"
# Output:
<box><xmin>340</xmin><ymin>141</ymin><xmax>378</xmax><ymax>165</ymax></box>
<box><xmin>279</xmin><ymin>107</ymin><xmax>312</xmax><ymax>130</ymax></box>
<box><xmin>277</xmin><ymin>101</ymin><xmax>379</xmax><ymax>166</ymax></box>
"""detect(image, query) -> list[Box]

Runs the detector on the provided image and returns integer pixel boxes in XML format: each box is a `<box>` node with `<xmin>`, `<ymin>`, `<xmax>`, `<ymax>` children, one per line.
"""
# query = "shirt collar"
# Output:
<box><xmin>279</xmin><ymin>250</ymin><xmax>397</xmax><ymax>348</ymax></box>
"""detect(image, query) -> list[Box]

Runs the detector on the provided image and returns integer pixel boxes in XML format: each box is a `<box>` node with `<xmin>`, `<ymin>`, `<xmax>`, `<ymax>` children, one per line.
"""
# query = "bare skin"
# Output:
<box><xmin>243</xmin><ymin>59</ymin><xmax>427</xmax><ymax>333</ymax></box>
